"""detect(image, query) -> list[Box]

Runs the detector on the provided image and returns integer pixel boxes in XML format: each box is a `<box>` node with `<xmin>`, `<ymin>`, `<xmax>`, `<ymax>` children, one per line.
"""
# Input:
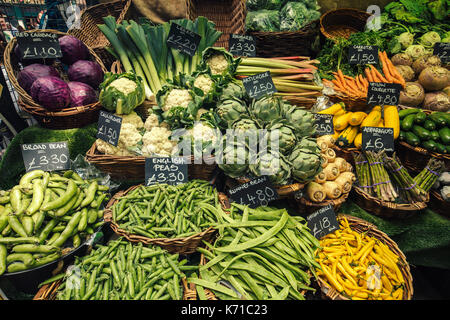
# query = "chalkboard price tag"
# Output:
<box><xmin>313</xmin><ymin>113</ymin><xmax>334</xmax><ymax>135</ymax></box>
<box><xmin>362</xmin><ymin>126</ymin><xmax>395</xmax><ymax>152</ymax></box>
<box><xmin>97</xmin><ymin>110</ymin><xmax>122</xmax><ymax>147</ymax></box>
<box><xmin>348</xmin><ymin>45</ymin><xmax>379</xmax><ymax>65</ymax></box>
<box><xmin>229</xmin><ymin>34</ymin><xmax>256</xmax><ymax>57</ymax></box>
<box><xmin>306</xmin><ymin>204</ymin><xmax>339</xmax><ymax>239</ymax></box>
<box><xmin>228</xmin><ymin>176</ymin><xmax>279</xmax><ymax>209</ymax></box>
<box><xmin>21</xmin><ymin>141</ymin><xmax>70</xmax><ymax>172</ymax></box>
<box><xmin>434</xmin><ymin>42</ymin><xmax>450</xmax><ymax>63</ymax></box>
<box><xmin>367</xmin><ymin>82</ymin><xmax>401</xmax><ymax>106</ymax></box>
<box><xmin>145</xmin><ymin>157</ymin><xmax>188</xmax><ymax>186</ymax></box>
<box><xmin>242</xmin><ymin>71</ymin><xmax>277</xmax><ymax>99</ymax></box>
<box><xmin>16</xmin><ymin>32</ymin><xmax>62</xmax><ymax>60</ymax></box>
<box><xmin>166</xmin><ymin>23</ymin><xmax>201</xmax><ymax>57</ymax></box>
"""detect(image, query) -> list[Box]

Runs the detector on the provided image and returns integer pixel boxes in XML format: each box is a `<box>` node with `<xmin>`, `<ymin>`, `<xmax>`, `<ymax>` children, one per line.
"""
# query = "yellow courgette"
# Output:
<box><xmin>336</xmin><ymin>126</ymin><xmax>359</xmax><ymax>148</ymax></box>
<box><xmin>318</xmin><ymin>102</ymin><xmax>345</xmax><ymax>115</ymax></box>
<box><xmin>334</xmin><ymin>112</ymin><xmax>353</xmax><ymax>131</ymax></box>
<box><xmin>360</xmin><ymin>106</ymin><xmax>382</xmax><ymax>128</ymax></box>
<box><xmin>354</xmin><ymin>132</ymin><xmax>362</xmax><ymax>149</ymax></box>
<box><xmin>349</xmin><ymin>112</ymin><xmax>367</xmax><ymax>126</ymax></box>
<box><xmin>383</xmin><ymin>105</ymin><xmax>400</xmax><ymax>139</ymax></box>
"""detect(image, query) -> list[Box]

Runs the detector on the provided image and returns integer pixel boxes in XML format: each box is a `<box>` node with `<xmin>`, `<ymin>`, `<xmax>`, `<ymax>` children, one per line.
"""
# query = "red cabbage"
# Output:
<box><xmin>68</xmin><ymin>81</ymin><xmax>97</xmax><ymax>107</ymax></box>
<box><xmin>17</xmin><ymin>63</ymin><xmax>60</xmax><ymax>94</ymax></box>
<box><xmin>30</xmin><ymin>76</ymin><xmax>71</xmax><ymax>111</ymax></box>
<box><xmin>68</xmin><ymin>60</ymin><xmax>104</xmax><ymax>89</ymax></box>
<box><xmin>58</xmin><ymin>35</ymin><xmax>90</xmax><ymax>65</ymax></box>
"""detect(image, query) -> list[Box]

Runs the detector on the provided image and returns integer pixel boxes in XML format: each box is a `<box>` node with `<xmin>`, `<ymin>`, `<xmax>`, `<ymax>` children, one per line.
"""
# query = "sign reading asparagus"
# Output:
<box><xmin>433</xmin><ymin>42</ymin><xmax>450</xmax><ymax>63</ymax></box>
<box><xmin>229</xmin><ymin>34</ymin><xmax>256</xmax><ymax>57</ymax></box>
<box><xmin>97</xmin><ymin>110</ymin><xmax>122</xmax><ymax>147</ymax></box>
<box><xmin>367</xmin><ymin>82</ymin><xmax>401</xmax><ymax>106</ymax></box>
<box><xmin>242</xmin><ymin>71</ymin><xmax>277</xmax><ymax>99</ymax></box>
<box><xmin>348</xmin><ymin>45</ymin><xmax>379</xmax><ymax>65</ymax></box>
<box><xmin>21</xmin><ymin>141</ymin><xmax>70</xmax><ymax>172</ymax></box>
<box><xmin>145</xmin><ymin>157</ymin><xmax>188</xmax><ymax>186</ymax></box>
<box><xmin>166</xmin><ymin>23</ymin><xmax>201</xmax><ymax>57</ymax></box>
<box><xmin>306</xmin><ymin>204</ymin><xmax>339</xmax><ymax>239</ymax></box>
<box><xmin>228</xmin><ymin>176</ymin><xmax>279</xmax><ymax>209</ymax></box>
<box><xmin>362</xmin><ymin>126</ymin><xmax>395</xmax><ymax>152</ymax></box>
<box><xmin>16</xmin><ymin>32</ymin><xmax>62</xmax><ymax>60</ymax></box>
<box><xmin>313</xmin><ymin>113</ymin><xmax>334</xmax><ymax>135</ymax></box>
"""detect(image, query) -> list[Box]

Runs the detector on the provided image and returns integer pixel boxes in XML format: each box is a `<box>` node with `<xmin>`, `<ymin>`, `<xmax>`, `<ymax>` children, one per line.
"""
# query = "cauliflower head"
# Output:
<box><xmin>194</xmin><ymin>74</ymin><xmax>214</xmax><ymax>95</ymax></box>
<box><xmin>162</xmin><ymin>89</ymin><xmax>193</xmax><ymax>112</ymax></box>
<box><xmin>95</xmin><ymin>139</ymin><xmax>134</xmax><ymax>156</ymax></box>
<box><xmin>144</xmin><ymin>113</ymin><xmax>160</xmax><ymax>132</ymax></box>
<box><xmin>119</xmin><ymin>123</ymin><xmax>142</xmax><ymax>148</ymax></box>
<box><xmin>109</xmin><ymin>77</ymin><xmax>138</xmax><ymax>95</ymax></box>
<box><xmin>206</xmin><ymin>54</ymin><xmax>229</xmax><ymax>75</ymax></box>
<box><xmin>142</xmin><ymin>126</ymin><xmax>177</xmax><ymax>157</ymax></box>
<box><xmin>189</xmin><ymin>122</ymin><xmax>219</xmax><ymax>144</ymax></box>
<box><xmin>118</xmin><ymin>112</ymin><xmax>144</xmax><ymax>129</ymax></box>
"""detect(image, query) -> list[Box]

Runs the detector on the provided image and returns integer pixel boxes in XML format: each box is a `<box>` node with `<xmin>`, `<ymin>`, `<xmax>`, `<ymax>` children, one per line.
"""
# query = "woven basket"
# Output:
<box><xmin>3</xmin><ymin>29</ymin><xmax>107</xmax><ymax>129</ymax></box>
<box><xmin>68</xmin><ymin>0</ymin><xmax>132</xmax><ymax>70</ymax></box>
<box><xmin>247</xmin><ymin>20</ymin><xmax>320</xmax><ymax>58</ymax></box>
<box><xmin>332</xmin><ymin>145</ymin><xmax>359</xmax><ymax>166</ymax></box>
<box><xmin>351</xmin><ymin>186</ymin><xmax>428</xmax><ymax>219</ymax></box>
<box><xmin>327</xmin><ymin>93</ymin><xmax>368</xmax><ymax>112</ymax></box>
<box><xmin>294</xmin><ymin>191</ymin><xmax>350</xmax><ymax>215</ymax></box>
<box><xmin>33</xmin><ymin>276</ymin><xmax>195</xmax><ymax>300</ymax></box>
<box><xmin>103</xmin><ymin>186</ymin><xmax>230</xmax><ymax>254</ymax></box>
<box><xmin>429</xmin><ymin>189</ymin><xmax>450</xmax><ymax>219</ymax></box>
<box><xmin>319</xmin><ymin>8</ymin><xmax>371</xmax><ymax>40</ymax></box>
<box><xmin>317</xmin><ymin>214</ymin><xmax>413</xmax><ymax>300</ymax></box>
<box><xmin>186</xmin><ymin>0</ymin><xmax>247</xmax><ymax>50</ymax></box>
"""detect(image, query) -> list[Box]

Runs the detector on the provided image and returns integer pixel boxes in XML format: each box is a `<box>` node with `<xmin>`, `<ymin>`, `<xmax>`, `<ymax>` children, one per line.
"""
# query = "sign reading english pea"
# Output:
<box><xmin>21</xmin><ymin>141</ymin><xmax>70</xmax><ymax>172</ymax></box>
<box><xmin>16</xmin><ymin>32</ymin><xmax>62</xmax><ymax>60</ymax></box>
<box><xmin>145</xmin><ymin>157</ymin><xmax>188</xmax><ymax>186</ymax></box>
<box><xmin>242</xmin><ymin>71</ymin><xmax>277</xmax><ymax>99</ymax></box>
<box><xmin>306</xmin><ymin>204</ymin><xmax>339</xmax><ymax>239</ymax></box>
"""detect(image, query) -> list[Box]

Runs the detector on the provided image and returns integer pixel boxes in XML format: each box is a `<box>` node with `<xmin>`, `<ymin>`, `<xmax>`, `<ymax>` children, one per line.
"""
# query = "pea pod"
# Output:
<box><xmin>0</xmin><ymin>206</ymin><xmax>12</xmax><ymax>233</ymax></box>
<box><xmin>33</xmin><ymin>252</ymin><xmax>61</xmax><ymax>267</ymax></box>
<box><xmin>6</xmin><ymin>253</ymin><xmax>34</xmax><ymax>266</ymax></box>
<box><xmin>39</xmin><ymin>219</ymin><xmax>58</xmax><ymax>244</ymax></box>
<box><xmin>19</xmin><ymin>170</ymin><xmax>45</xmax><ymax>186</ymax></box>
<box><xmin>7</xmin><ymin>262</ymin><xmax>28</xmax><ymax>273</ymax></box>
<box><xmin>26</xmin><ymin>179</ymin><xmax>45</xmax><ymax>215</ymax></box>
<box><xmin>0</xmin><ymin>244</ymin><xmax>6</xmax><ymax>275</ymax></box>
<box><xmin>41</xmin><ymin>180</ymin><xmax>78</xmax><ymax>212</ymax></box>
<box><xmin>52</xmin><ymin>211</ymin><xmax>83</xmax><ymax>247</ymax></box>
<box><xmin>21</xmin><ymin>216</ymin><xmax>34</xmax><ymax>236</ymax></box>
<box><xmin>80</xmin><ymin>181</ymin><xmax>98</xmax><ymax>208</ymax></box>
<box><xmin>10</xmin><ymin>186</ymin><xmax>22</xmax><ymax>213</ymax></box>
<box><xmin>78</xmin><ymin>208</ymin><xmax>88</xmax><ymax>232</ymax></box>
<box><xmin>55</xmin><ymin>189</ymin><xmax>80</xmax><ymax>217</ymax></box>
<box><xmin>12</xmin><ymin>244</ymin><xmax>60</xmax><ymax>254</ymax></box>
<box><xmin>0</xmin><ymin>237</ymin><xmax>40</xmax><ymax>245</ymax></box>
<box><xmin>8</xmin><ymin>215</ymin><xmax>29</xmax><ymax>237</ymax></box>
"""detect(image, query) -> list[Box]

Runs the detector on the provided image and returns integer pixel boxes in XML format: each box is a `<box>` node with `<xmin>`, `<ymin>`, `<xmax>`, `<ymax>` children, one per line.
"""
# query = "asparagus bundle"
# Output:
<box><xmin>413</xmin><ymin>158</ymin><xmax>446</xmax><ymax>192</ymax></box>
<box><xmin>383</xmin><ymin>153</ymin><xmax>428</xmax><ymax>203</ymax></box>
<box><xmin>353</xmin><ymin>153</ymin><xmax>373</xmax><ymax>196</ymax></box>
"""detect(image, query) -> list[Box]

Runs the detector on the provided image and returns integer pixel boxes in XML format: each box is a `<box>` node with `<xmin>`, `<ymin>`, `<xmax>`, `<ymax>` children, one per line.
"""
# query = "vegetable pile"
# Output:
<box><xmin>0</xmin><ymin>170</ymin><xmax>109</xmax><ymax>275</ymax></box>
<box><xmin>315</xmin><ymin>216</ymin><xmax>406</xmax><ymax>300</ymax></box>
<box><xmin>109</xmin><ymin>180</ymin><xmax>220</xmax><ymax>239</ymax></box>
<box><xmin>16</xmin><ymin>35</ymin><xmax>103</xmax><ymax>110</ymax></box>
<box><xmin>306</xmin><ymin>135</ymin><xmax>355</xmax><ymax>202</ymax></box>
<box><xmin>399</xmin><ymin>108</ymin><xmax>450</xmax><ymax>154</ymax></box>
<box><xmin>49</xmin><ymin>239</ymin><xmax>195</xmax><ymax>300</ymax></box>
<box><xmin>189</xmin><ymin>203</ymin><xmax>320</xmax><ymax>300</ymax></box>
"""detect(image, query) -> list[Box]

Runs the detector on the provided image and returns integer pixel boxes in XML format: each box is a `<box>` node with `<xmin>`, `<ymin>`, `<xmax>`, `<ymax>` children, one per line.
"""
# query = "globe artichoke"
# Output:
<box><xmin>266</xmin><ymin>122</ymin><xmax>297</xmax><ymax>154</ymax></box>
<box><xmin>216</xmin><ymin>97</ymin><xmax>249</xmax><ymax>126</ymax></box>
<box><xmin>249</xmin><ymin>96</ymin><xmax>283</xmax><ymax>124</ymax></box>
<box><xmin>283</xmin><ymin>105</ymin><xmax>316</xmax><ymax>138</ymax></box>
<box><xmin>221</xmin><ymin>80</ymin><xmax>247</xmax><ymax>101</ymax></box>
<box><xmin>298</xmin><ymin>137</ymin><xmax>320</xmax><ymax>154</ymax></box>
<box><xmin>217</xmin><ymin>139</ymin><xmax>249</xmax><ymax>178</ymax></box>
<box><xmin>249</xmin><ymin>150</ymin><xmax>292</xmax><ymax>186</ymax></box>
<box><xmin>289</xmin><ymin>146</ymin><xmax>322</xmax><ymax>183</ymax></box>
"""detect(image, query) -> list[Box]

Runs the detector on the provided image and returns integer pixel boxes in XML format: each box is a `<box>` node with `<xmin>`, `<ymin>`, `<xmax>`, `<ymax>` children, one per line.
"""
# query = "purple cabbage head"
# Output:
<box><xmin>17</xmin><ymin>63</ymin><xmax>60</xmax><ymax>94</ymax></box>
<box><xmin>68</xmin><ymin>60</ymin><xmax>104</xmax><ymax>89</ymax></box>
<box><xmin>58</xmin><ymin>35</ymin><xmax>90</xmax><ymax>65</ymax></box>
<box><xmin>30</xmin><ymin>76</ymin><xmax>71</xmax><ymax>111</ymax></box>
<box><xmin>68</xmin><ymin>81</ymin><xmax>98</xmax><ymax>107</ymax></box>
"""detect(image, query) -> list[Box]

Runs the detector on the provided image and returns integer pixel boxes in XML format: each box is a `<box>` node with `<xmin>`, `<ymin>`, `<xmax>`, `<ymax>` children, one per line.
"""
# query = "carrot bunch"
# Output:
<box><xmin>322</xmin><ymin>51</ymin><xmax>406</xmax><ymax>99</ymax></box>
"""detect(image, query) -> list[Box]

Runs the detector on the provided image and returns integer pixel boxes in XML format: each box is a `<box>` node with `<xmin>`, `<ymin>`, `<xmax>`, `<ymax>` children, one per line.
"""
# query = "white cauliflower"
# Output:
<box><xmin>118</xmin><ymin>112</ymin><xmax>144</xmax><ymax>129</ymax></box>
<box><xmin>109</xmin><ymin>77</ymin><xmax>137</xmax><ymax>95</ymax></box>
<box><xmin>206</xmin><ymin>54</ymin><xmax>228</xmax><ymax>75</ymax></box>
<box><xmin>189</xmin><ymin>122</ymin><xmax>218</xmax><ymax>144</ymax></box>
<box><xmin>142</xmin><ymin>126</ymin><xmax>177</xmax><ymax>157</ymax></box>
<box><xmin>119</xmin><ymin>123</ymin><xmax>142</xmax><ymax>148</ymax></box>
<box><xmin>96</xmin><ymin>138</ymin><xmax>120</xmax><ymax>155</ymax></box>
<box><xmin>144</xmin><ymin>113</ymin><xmax>160</xmax><ymax>132</ymax></box>
<box><xmin>162</xmin><ymin>89</ymin><xmax>193</xmax><ymax>112</ymax></box>
<box><xmin>194</xmin><ymin>74</ymin><xmax>214</xmax><ymax>95</ymax></box>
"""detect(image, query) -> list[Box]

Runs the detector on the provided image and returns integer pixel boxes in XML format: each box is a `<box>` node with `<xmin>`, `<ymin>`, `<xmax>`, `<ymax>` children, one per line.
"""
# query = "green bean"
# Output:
<box><xmin>0</xmin><ymin>244</ymin><xmax>6</xmax><ymax>275</ymax></box>
<box><xmin>41</xmin><ymin>180</ymin><xmax>78</xmax><ymax>211</ymax></box>
<box><xmin>8</xmin><ymin>215</ymin><xmax>29</xmax><ymax>237</ymax></box>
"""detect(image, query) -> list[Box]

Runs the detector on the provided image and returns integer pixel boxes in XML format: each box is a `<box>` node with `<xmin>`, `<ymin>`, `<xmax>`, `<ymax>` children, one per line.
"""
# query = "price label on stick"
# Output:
<box><xmin>145</xmin><ymin>157</ymin><xmax>188</xmax><ymax>186</ymax></box>
<box><xmin>16</xmin><ymin>32</ymin><xmax>62</xmax><ymax>60</ymax></box>
<box><xmin>228</xmin><ymin>176</ymin><xmax>279</xmax><ymax>209</ymax></box>
<box><xmin>434</xmin><ymin>42</ymin><xmax>450</xmax><ymax>64</ymax></box>
<box><xmin>306</xmin><ymin>204</ymin><xmax>340</xmax><ymax>239</ymax></box>
<box><xmin>313</xmin><ymin>113</ymin><xmax>334</xmax><ymax>135</ymax></box>
<box><xmin>97</xmin><ymin>110</ymin><xmax>122</xmax><ymax>147</ymax></box>
<box><xmin>21</xmin><ymin>141</ymin><xmax>70</xmax><ymax>172</ymax></box>
<box><xmin>367</xmin><ymin>82</ymin><xmax>401</xmax><ymax>106</ymax></box>
<box><xmin>348</xmin><ymin>45</ymin><xmax>379</xmax><ymax>65</ymax></box>
<box><xmin>229</xmin><ymin>34</ymin><xmax>256</xmax><ymax>57</ymax></box>
<box><xmin>242</xmin><ymin>71</ymin><xmax>277</xmax><ymax>100</ymax></box>
<box><xmin>166</xmin><ymin>23</ymin><xmax>201</xmax><ymax>57</ymax></box>
<box><xmin>362</xmin><ymin>126</ymin><xmax>395</xmax><ymax>152</ymax></box>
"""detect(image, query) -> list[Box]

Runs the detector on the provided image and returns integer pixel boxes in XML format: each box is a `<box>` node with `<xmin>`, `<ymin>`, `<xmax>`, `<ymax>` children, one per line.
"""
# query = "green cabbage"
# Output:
<box><xmin>280</xmin><ymin>2</ymin><xmax>320</xmax><ymax>31</ymax></box>
<box><xmin>245</xmin><ymin>10</ymin><xmax>280</xmax><ymax>32</ymax></box>
<box><xmin>246</xmin><ymin>0</ymin><xmax>286</xmax><ymax>11</ymax></box>
<box><xmin>99</xmin><ymin>72</ymin><xmax>145</xmax><ymax>115</ymax></box>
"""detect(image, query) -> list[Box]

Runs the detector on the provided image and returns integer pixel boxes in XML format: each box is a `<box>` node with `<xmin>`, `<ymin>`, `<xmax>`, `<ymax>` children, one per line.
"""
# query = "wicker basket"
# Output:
<box><xmin>103</xmin><ymin>186</ymin><xmax>230</xmax><ymax>254</ymax></box>
<box><xmin>186</xmin><ymin>0</ymin><xmax>246</xmax><ymax>50</ymax></box>
<box><xmin>317</xmin><ymin>214</ymin><xmax>413</xmax><ymax>300</ymax></box>
<box><xmin>319</xmin><ymin>8</ymin><xmax>371</xmax><ymax>40</ymax></box>
<box><xmin>294</xmin><ymin>191</ymin><xmax>350</xmax><ymax>215</ymax></box>
<box><xmin>327</xmin><ymin>93</ymin><xmax>369</xmax><ymax>112</ymax></box>
<box><xmin>3</xmin><ymin>29</ymin><xmax>107</xmax><ymax>129</ymax></box>
<box><xmin>351</xmin><ymin>186</ymin><xmax>429</xmax><ymax>219</ymax></box>
<box><xmin>396</xmin><ymin>140</ymin><xmax>450</xmax><ymax>173</ymax></box>
<box><xmin>332</xmin><ymin>145</ymin><xmax>359</xmax><ymax>166</ymax></box>
<box><xmin>247</xmin><ymin>20</ymin><xmax>320</xmax><ymax>58</ymax></box>
<box><xmin>33</xmin><ymin>276</ymin><xmax>195</xmax><ymax>300</ymax></box>
<box><xmin>68</xmin><ymin>0</ymin><xmax>132</xmax><ymax>70</ymax></box>
<box><xmin>429</xmin><ymin>189</ymin><xmax>450</xmax><ymax>219</ymax></box>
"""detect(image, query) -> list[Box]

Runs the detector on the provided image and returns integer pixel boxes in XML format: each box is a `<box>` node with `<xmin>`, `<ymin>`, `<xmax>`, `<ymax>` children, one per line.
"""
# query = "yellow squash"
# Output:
<box><xmin>349</xmin><ymin>112</ymin><xmax>367</xmax><ymax>126</ymax></box>
<box><xmin>383</xmin><ymin>105</ymin><xmax>400</xmax><ymax>139</ymax></box>
<box><xmin>318</xmin><ymin>102</ymin><xmax>345</xmax><ymax>115</ymax></box>
<box><xmin>360</xmin><ymin>106</ymin><xmax>382</xmax><ymax>128</ymax></box>
<box><xmin>334</xmin><ymin>112</ymin><xmax>353</xmax><ymax>131</ymax></box>
<box><xmin>336</xmin><ymin>125</ymin><xmax>359</xmax><ymax>148</ymax></box>
<box><xmin>354</xmin><ymin>132</ymin><xmax>363</xmax><ymax>149</ymax></box>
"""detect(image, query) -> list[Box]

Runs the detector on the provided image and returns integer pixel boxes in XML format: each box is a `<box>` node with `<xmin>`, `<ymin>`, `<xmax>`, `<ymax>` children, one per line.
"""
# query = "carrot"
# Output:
<box><xmin>371</xmin><ymin>65</ymin><xmax>388</xmax><ymax>83</ymax></box>
<box><xmin>337</xmin><ymin>69</ymin><xmax>346</xmax><ymax>85</ymax></box>
<box><xmin>332</xmin><ymin>79</ymin><xmax>345</xmax><ymax>90</ymax></box>
<box><xmin>379</xmin><ymin>52</ymin><xmax>395</xmax><ymax>83</ymax></box>
<box><xmin>365</xmin><ymin>68</ymin><xmax>374</xmax><ymax>83</ymax></box>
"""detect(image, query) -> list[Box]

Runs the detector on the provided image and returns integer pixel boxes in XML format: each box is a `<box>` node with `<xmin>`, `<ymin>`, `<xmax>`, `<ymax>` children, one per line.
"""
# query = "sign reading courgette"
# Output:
<box><xmin>367</xmin><ymin>82</ymin><xmax>401</xmax><ymax>106</ymax></box>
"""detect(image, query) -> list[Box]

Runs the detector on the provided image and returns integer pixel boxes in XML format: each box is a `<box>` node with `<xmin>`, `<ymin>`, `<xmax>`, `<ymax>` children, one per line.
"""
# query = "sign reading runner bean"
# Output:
<box><xmin>228</xmin><ymin>175</ymin><xmax>279</xmax><ymax>209</ymax></box>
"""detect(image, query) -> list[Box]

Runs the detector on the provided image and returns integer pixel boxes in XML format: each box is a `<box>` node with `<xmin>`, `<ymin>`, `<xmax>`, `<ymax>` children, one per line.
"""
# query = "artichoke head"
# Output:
<box><xmin>217</xmin><ymin>139</ymin><xmax>249</xmax><ymax>178</ymax></box>
<box><xmin>289</xmin><ymin>146</ymin><xmax>322</xmax><ymax>183</ymax></box>
<box><xmin>216</xmin><ymin>97</ymin><xmax>248</xmax><ymax>126</ymax></box>
<box><xmin>249</xmin><ymin>150</ymin><xmax>292</xmax><ymax>186</ymax></box>
<box><xmin>250</xmin><ymin>96</ymin><xmax>283</xmax><ymax>124</ymax></box>
<box><xmin>266</xmin><ymin>122</ymin><xmax>297</xmax><ymax>154</ymax></box>
<box><xmin>283</xmin><ymin>105</ymin><xmax>316</xmax><ymax>137</ymax></box>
